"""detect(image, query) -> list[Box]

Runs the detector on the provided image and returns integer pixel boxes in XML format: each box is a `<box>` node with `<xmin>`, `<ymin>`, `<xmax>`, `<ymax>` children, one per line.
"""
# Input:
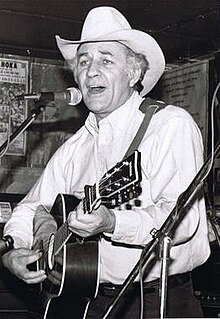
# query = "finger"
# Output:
<box><xmin>32</xmin><ymin>239</ymin><xmax>40</xmax><ymax>251</ymax></box>
<box><xmin>21</xmin><ymin>251</ymin><xmax>43</xmax><ymax>267</ymax></box>
<box><xmin>16</xmin><ymin>266</ymin><xmax>46</xmax><ymax>283</ymax></box>
<box><xmin>67</xmin><ymin>210</ymin><xmax>76</xmax><ymax>225</ymax></box>
<box><xmin>76</xmin><ymin>201</ymin><xmax>85</xmax><ymax>214</ymax></box>
<box><xmin>48</xmin><ymin>268</ymin><xmax>62</xmax><ymax>280</ymax></box>
<box><xmin>47</xmin><ymin>272</ymin><xmax>61</xmax><ymax>286</ymax></box>
<box><xmin>14</xmin><ymin>248</ymin><xmax>42</xmax><ymax>261</ymax></box>
<box><xmin>23</xmin><ymin>270</ymin><xmax>47</xmax><ymax>284</ymax></box>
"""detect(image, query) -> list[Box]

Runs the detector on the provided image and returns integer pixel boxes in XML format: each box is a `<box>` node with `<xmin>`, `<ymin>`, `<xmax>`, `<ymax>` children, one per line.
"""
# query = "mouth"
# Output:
<box><xmin>87</xmin><ymin>85</ymin><xmax>106</xmax><ymax>94</ymax></box>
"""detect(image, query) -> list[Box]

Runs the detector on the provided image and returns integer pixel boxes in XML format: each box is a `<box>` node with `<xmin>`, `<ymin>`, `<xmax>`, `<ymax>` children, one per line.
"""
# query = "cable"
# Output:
<box><xmin>204</xmin><ymin>82</ymin><xmax>220</xmax><ymax>178</ymax></box>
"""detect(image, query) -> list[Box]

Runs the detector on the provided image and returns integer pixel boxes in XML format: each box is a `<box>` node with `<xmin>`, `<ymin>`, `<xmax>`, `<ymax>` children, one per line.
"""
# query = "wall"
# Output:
<box><xmin>0</xmin><ymin>53</ymin><xmax>88</xmax><ymax>196</ymax></box>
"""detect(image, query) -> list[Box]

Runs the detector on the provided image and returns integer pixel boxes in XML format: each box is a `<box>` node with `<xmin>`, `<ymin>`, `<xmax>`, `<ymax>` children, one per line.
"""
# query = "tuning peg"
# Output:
<box><xmin>132</xmin><ymin>185</ymin><xmax>142</xmax><ymax>196</ymax></box>
<box><xmin>134</xmin><ymin>199</ymin><xmax>141</xmax><ymax>207</ymax></box>
<box><xmin>125</xmin><ymin>203</ymin><xmax>132</xmax><ymax>210</ymax></box>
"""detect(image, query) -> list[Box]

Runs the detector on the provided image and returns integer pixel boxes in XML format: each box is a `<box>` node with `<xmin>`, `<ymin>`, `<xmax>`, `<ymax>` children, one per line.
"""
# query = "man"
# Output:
<box><xmin>2</xmin><ymin>6</ymin><xmax>210</xmax><ymax>318</ymax></box>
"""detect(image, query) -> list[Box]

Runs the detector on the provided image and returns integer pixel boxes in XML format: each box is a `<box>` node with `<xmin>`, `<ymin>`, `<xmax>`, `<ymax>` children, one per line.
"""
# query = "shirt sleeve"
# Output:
<box><xmin>111</xmin><ymin>112</ymin><xmax>206</xmax><ymax>246</ymax></box>
<box><xmin>3</xmin><ymin>145</ymin><xmax>67</xmax><ymax>249</ymax></box>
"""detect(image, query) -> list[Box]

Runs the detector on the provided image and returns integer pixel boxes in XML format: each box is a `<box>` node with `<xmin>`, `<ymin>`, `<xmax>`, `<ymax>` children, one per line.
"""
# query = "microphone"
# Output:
<box><xmin>0</xmin><ymin>235</ymin><xmax>14</xmax><ymax>256</ymax></box>
<box><xmin>17</xmin><ymin>87</ymin><xmax>82</xmax><ymax>106</ymax></box>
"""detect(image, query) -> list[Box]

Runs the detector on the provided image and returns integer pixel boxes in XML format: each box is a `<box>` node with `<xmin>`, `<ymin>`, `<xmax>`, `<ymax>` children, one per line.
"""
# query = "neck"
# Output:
<box><xmin>94</xmin><ymin>91</ymin><xmax>136</xmax><ymax>124</ymax></box>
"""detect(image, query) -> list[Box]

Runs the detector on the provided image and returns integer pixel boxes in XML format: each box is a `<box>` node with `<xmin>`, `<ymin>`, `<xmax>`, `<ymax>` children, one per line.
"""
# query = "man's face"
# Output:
<box><xmin>74</xmin><ymin>41</ymin><xmax>137</xmax><ymax>121</ymax></box>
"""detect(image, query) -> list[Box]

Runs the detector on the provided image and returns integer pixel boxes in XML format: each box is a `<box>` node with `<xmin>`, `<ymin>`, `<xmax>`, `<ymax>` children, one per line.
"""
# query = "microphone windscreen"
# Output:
<box><xmin>67</xmin><ymin>87</ymin><xmax>82</xmax><ymax>105</ymax></box>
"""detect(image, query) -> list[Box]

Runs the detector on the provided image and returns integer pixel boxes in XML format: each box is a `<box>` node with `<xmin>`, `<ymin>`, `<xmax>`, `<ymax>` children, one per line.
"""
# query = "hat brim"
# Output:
<box><xmin>55</xmin><ymin>29</ymin><xmax>165</xmax><ymax>96</ymax></box>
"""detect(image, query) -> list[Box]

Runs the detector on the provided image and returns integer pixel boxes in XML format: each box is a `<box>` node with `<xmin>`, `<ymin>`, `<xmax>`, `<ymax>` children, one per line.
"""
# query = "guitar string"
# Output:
<box><xmin>39</xmin><ymin>221</ymin><xmax>68</xmax><ymax>264</ymax></box>
<box><xmin>39</xmin><ymin>197</ymin><xmax>87</xmax><ymax>264</ymax></box>
<box><xmin>37</xmin><ymin>159</ymin><xmax>136</xmax><ymax>264</ymax></box>
<box><xmin>40</xmin><ymin>173</ymin><xmax>136</xmax><ymax>261</ymax></box>
<box><xmin>98</xmin><ymin>161</ymin><xmax>129</xmax><ymax>187</ymax></box>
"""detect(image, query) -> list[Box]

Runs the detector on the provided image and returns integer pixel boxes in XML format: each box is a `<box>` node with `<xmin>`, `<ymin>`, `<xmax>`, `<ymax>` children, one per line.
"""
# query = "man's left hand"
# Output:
<box><xmin>67</xmin><ymin>202</ymin><xmax>116</xmax><ymax>237</ymax></box>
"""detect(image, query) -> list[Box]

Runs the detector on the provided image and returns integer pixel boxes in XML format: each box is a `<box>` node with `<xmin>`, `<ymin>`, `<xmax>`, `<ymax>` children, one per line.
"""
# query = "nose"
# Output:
<box><xmin>87</xmin><ymin>60</ymin><xmax>100</xmax><ymax>77</ymax></box>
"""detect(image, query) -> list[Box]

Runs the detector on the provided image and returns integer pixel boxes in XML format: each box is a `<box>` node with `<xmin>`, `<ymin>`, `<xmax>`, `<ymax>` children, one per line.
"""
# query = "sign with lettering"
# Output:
<box><xmin>160</xmin><ymin>60</ymin><xmax>209</xmax><ymax>153</ymax></box>
<box><xmin>0</xmin><ymin>58</ymin><xmax>28</xmax><ymax>155</ymax></box>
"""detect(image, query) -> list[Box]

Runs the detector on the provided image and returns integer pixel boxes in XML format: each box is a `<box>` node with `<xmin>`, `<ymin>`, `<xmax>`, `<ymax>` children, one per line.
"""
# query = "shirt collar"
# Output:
<box><xmin>85</xmin><ymin>91</ymin><xmax>144</xmax><ymax>134</ymax></box>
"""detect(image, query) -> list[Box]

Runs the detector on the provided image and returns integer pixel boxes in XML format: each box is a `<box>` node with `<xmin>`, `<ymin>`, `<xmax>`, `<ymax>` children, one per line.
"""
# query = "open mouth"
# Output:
<box><xmin>88</xmin><ymin>85</ymin><xmax>105</xmax><ymax>94</ymax></box>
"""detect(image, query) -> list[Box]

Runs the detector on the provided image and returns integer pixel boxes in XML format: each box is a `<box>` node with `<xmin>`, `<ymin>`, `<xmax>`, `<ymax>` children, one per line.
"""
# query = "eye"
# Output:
<box><xmin>103</xmin><ymin>59</ymin><xmax>113</xmax><ymax>65</ymax></box>
<box><xmin>80</xmin><ymin>61</ymin><xmax>88</xmax><ymax>66</ymax></box>
<box><xmin>79</xmin><ymin>58</ymin><xmax>90</xmax><ymax>67</ymax></box>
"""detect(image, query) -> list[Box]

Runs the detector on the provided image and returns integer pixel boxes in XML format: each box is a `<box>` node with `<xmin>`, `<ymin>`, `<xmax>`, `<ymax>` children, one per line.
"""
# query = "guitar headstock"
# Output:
<box><xmin>84</xmin><ymin>150</ymin><xmax>142</xmax><ymax>212</ymax></box>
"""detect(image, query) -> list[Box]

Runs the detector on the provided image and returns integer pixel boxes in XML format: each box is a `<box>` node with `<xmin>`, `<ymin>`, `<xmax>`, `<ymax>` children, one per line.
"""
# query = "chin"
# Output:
<box><xmin>85</xmin><ymin>96</ymin><xmax>107</xmax><ymax>110</ymax></box>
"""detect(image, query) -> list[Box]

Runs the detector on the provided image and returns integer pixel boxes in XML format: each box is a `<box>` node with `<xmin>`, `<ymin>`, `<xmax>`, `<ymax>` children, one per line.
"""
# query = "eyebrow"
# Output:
<box><xmin>99</xmin><ymin>50</ymin><xmax>114</xmax><ymax>56</ymax></box>
<box><xmin>77</xmin><ymin>50</ymin><xmax>114</xmax><ymax>59</ymax></box>
<box><xmin>77</xmin><ymin>52</ymin><xmax>89</xmax><ymax>59</ymax></box>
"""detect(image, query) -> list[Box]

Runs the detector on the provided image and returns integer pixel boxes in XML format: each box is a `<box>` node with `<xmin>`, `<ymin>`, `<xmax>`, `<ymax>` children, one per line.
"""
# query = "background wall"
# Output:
<box><xmin>0</xmin><ymin>53</ymin><xmax>88</xmax><ymax>195</ymax></box>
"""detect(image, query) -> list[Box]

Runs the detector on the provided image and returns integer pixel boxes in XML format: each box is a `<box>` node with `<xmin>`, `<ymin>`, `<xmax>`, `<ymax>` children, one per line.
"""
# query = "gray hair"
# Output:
<box><xmin>122</xmin><ymin>44</ymin><xmax>149</xmax><ymax>93</ymax></box>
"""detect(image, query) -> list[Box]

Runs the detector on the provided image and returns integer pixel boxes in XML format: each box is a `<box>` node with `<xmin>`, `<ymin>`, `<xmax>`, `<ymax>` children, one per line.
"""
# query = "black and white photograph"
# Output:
<box><xmin>0</xmin><ymin>1</ymin><xmax>219</xmax><ymax>318</ymax></box>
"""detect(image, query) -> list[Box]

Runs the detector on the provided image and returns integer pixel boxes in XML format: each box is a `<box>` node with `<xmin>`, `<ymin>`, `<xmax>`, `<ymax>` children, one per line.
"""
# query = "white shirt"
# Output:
<box><xmin>4</xmin><ymin>91</ymin><xmax>210</xmax><ymax>284</ymax></box>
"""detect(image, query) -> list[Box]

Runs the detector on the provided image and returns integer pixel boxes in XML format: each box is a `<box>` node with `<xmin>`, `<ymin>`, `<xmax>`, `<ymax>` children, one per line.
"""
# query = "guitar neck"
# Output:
<box><xmin>53</xmin><ymin>221</ymin><xmax>71</xmax><ymax>255</ymax></box>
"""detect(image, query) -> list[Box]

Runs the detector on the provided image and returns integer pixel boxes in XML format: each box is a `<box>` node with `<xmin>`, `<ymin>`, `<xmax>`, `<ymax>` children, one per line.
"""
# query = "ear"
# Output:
<box><xmin>129</xmin><ymin>68</ymin><xmax>142</xmax><ymax>88</ymax></box>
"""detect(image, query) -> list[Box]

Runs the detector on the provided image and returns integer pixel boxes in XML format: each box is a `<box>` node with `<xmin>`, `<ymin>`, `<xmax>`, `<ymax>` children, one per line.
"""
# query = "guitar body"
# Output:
<box><xmin>40</xmin><ymin>194</ymin><xmax>99</xmax><ymax>319</ymax></box>
<box><xmin>37</xmin><ymin>150</ymin><xmax>142</xmax><ymax>318</ymax></box>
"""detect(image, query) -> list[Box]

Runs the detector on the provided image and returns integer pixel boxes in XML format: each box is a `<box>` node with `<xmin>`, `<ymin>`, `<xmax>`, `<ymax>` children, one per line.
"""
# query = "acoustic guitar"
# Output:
<box><xmin>38</xmin><ymin>150</ymin><xmax>142</xmax><ymax>319</ymax></box>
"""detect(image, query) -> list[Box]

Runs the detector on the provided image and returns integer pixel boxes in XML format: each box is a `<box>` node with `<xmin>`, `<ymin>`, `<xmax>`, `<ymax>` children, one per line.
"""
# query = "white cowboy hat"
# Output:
<box><xmin>55</xmin><ymin>6</ymin><xmax>165</xmax><ymax>96</ymax></box>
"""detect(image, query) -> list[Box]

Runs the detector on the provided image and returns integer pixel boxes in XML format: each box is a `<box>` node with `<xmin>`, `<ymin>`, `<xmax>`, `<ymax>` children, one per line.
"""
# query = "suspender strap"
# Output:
<box><xmin>123</xmin><ymin>97</ymin><xmax>167</xmax><ymax>159</ymax></box>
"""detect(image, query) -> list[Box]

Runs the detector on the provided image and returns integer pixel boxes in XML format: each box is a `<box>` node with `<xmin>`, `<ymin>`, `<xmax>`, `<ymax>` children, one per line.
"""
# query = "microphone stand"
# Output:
<box><xmin>99</xmin><ymin>139</ymin><xmax>220</xmax><ymax>319</ymax></box>
<box><xmin>0</xmin><ymin>101</ymin><xmax>46</xmax><ymax>154</ymax></box>
<box><xmin>159</xmin><ymin>235</ymin><xmax>172</xmax><ymax>318</ymax></box>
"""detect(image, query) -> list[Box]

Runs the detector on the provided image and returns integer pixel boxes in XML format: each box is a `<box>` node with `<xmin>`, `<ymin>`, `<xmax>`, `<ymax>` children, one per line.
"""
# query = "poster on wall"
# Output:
<box><xmin>159</xmin><ymin>60</ymin><xmax>209</xmax><ymax>154</ymax></box>
<box><xmin>0</xmin><ymin>58</ymin><xmax>28</xmax><ymax>155</ymax></box>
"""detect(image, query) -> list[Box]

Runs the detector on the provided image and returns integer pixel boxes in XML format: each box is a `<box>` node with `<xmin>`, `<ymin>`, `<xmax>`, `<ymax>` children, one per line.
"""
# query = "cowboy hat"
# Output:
<box><xmin>55</xmin><ymin>6</ymin><xmax>165</xmax><ymax>96</ymax></box>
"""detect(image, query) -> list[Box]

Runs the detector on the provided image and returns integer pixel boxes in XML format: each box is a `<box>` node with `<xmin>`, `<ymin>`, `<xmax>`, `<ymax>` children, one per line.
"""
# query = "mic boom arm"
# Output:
<box><xmin>0</xmin><ymin>100</ymin><xmax>47</xmax><ymax>155</ymax></box>
<box><xmin>0</xmin><ymin>87</ymin><xmax>82</xmax><ymax>155</ymax></box>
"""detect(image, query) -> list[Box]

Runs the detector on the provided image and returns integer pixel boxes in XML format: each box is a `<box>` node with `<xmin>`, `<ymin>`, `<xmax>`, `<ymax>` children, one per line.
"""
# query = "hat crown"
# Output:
<box><xmin>55</xmin><ymin>6</ymin><xmax>165</xmax><ymax>96</ymax></box>
<box><xmin>81</xmin><ymin>7</ymin><xmax>131</xmax><ymax>41</ymax></box>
